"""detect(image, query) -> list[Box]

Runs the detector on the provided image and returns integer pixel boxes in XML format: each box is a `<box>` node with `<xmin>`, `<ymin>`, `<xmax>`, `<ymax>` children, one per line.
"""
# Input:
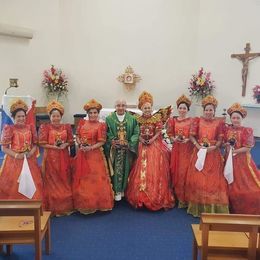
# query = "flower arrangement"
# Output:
<box><xmin>42</xmin><ymin>65</ymin><xmax>68</xmax><ymax>100</ymax></box>
<box><xmin>252</xmin><ymin>85</ymin><xmax>260</xmax><ymax>104</ymax></box>
<box><xmin>188</xmin><ymin>67</ymin><xmax>215</xmax><ymax>100</ymax></box>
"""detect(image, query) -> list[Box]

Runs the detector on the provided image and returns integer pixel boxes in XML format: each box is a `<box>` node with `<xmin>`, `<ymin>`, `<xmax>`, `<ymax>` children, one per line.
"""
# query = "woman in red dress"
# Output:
<box><xmin>72</xmin><ymin>99</ymin><xmax>114</xmax><ymax>214</ymax></box>
<box><xmin>224</xmin><ymin>103</ymin><xmax>260</xmax><ymax>214</ymax></box>
<box><xmin>126</xmin><ymin>91</ymin><xmax>174</xmax><ymax>211</ymax></box>
<box><xmin>167</xmin><ymin>95</ymin><xmax>193</xmax><ymax>208</ymax></box>
<box><xmin>0</xmin><ymin>99</ymin><xmax>43</xmax><ymax>200</ymax></box>
<box><xmin>38</xmin><ymin>100</ymin><xmax>74</xmax><ymax>216</ymax></box>
<box><xmin>185</xmin><ymin>95</ymin><xmax>229</xmax><ymax>217</ymax></box>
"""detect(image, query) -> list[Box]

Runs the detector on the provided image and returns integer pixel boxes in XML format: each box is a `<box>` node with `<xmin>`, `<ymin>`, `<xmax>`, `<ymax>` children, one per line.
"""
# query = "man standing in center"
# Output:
<box><xmin>105</xmin><ymin>99</ymin><xmax>139</xmax><ymax>201</ymax></box>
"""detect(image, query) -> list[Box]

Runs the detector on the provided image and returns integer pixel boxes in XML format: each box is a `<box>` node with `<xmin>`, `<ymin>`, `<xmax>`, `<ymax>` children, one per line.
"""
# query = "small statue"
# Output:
<box><xmin>117</xmin><ymin>124</ymin><xmax>128</xmax><ymax>147</ymax></box>
<box><xmin>55</xmin><ymin>134</ymin><xmax>63</xmax><ymax>147</ymax></box>
<box><xmin>80</xmin><ymin>136</ymin><xmax>89</xmax><ymax>147</ymax></box>
<box><xmin>228</xmin><ymin>138</ymin><xmax>236</xmax><ymax>146</ymax></box>
<box><xmin>23</xmin><ymin>141</ymin><xmax>31</xmax><ymax>153</ymax></box>
<box><xmin>177</xmin><ymin>129</ymin><xmax>184</xmax><ymax>141</ymax></box>
<box><xmin>202</xmin><ymin>137</ymin><xmax>210</xmax><ymax>148</ymax></box>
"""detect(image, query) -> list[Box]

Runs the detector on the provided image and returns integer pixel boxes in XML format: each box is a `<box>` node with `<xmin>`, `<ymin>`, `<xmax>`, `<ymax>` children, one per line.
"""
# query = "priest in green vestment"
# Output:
<box><xmin>105</xmin><ymin>99</ymin><xmax>139</xmax><ymax>201</ymax></box>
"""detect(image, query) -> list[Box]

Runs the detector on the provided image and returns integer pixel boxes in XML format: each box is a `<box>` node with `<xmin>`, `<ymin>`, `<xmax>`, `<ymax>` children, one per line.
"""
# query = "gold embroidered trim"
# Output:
<box><xmin>0</xmin><ymin>141</ymin><xmax>11</xmax><ymax>145</ymax></box>
<box><xmin>38</xmin><ymin>141</ymin><xmax>48</xmax><ymax>144</ymax></box>
<box><xmin>139</xmin><ymin>148</ymin><xmax>147</xmax><ymax>191</ymax></box>
<box><xmin>0</xmin><ymin>155</ymin><xmax>7</xmax><ymax>176</ymax></box>
<box><xmin>136</xmin><ymin>113</ymin><xmax>161</xmax><ymax>124</ymax></box>
<box><xmin>246</xmin><ymin>153</ymin><xmax>260</xmax><ymax>188</ymax></box>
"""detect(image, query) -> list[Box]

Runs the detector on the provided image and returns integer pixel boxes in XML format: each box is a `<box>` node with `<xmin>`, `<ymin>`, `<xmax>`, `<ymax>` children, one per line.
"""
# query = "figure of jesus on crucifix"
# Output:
<box><xmin>231</xmin><ymin>43</ymin><xmax>260</xmax><ymax>96</ymax></box>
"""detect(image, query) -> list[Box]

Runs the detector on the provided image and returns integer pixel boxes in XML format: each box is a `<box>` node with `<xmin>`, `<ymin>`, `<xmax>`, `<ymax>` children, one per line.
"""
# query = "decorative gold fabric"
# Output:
<box><xmin>201</xmin><ymin>95</ymin><xmax>218</xmax><ymax>108</ymax></box>
<box><xmin>83</xmin><ymin>99</ymin><xmax>102</xmax><ymax>112</ymax></box>
<box><xmin>10</xmin><ymin>99</ymin><xmax>28</xmax><ymax>113</ymax></box>
<box><xmin>227</xmin><ymin>103</ymin><xmax>247</xmax><ymax>118</ymax></box>
<box><xmin>46</xmin><ymin>100</ymin><xmax>64</xmax><ymax>115</ymax></box>
<box><xmin>138</xmin><ymin>91</ymin><xmax>153</xmax><ymax>109</ymax></box>
<box><xmin>176</xmin><ymin>94</ymin><xmax>191</xmax><ymax>108</ymax></box>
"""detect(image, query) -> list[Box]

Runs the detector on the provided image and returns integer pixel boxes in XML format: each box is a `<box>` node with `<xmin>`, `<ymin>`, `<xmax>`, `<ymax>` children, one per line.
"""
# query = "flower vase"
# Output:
<box><xmin>47</xmin><ymin>92</ymin><xmax>65</xmax><ymax>104</ymax></box>
<box><xmin>191</xmin><ymin>98</ymin><xmax>202</xmax><ymax>116</ymax></box>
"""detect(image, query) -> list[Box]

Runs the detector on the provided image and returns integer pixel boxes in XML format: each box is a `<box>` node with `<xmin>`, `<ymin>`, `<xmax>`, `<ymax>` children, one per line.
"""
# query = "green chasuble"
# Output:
<box><xmin>105</xmin><ymin>111</ymin><xmax>139</xmax><ymax>193</ymax></box>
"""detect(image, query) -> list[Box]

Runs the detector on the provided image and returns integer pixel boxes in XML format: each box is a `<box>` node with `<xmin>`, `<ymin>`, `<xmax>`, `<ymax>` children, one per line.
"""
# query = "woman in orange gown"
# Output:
<box><xmin>0</xmin><ymin>99</ymin><xmax>43</xmax><ymax>200</ymax></box>
<box><xmin>185</xmin><ymin>95</ymin><xmax>229</xmax><ymax>217</ymax></box>
<box><xmin>167</xmin><ymin>95</ymin><xmax>193</xmax><ymax>208</ymax></box>
<box><xmin>38</xmin><ymin>100</ymin><xmax>74</xmax><ymax>216</ymax></box>
<box><xmin>72</xmin><ymin>99</ymin><xmax>114</xmax><ymax>214</ymax></box>
<box><xmin>224</xmin><ymin>103</ymin><xmax>260</xmax><ymax>214</ymax></box>
<box><xmin>126</xmin><ymin>91</ymin><xmax>174</xmax><ymax>211</ymax></box>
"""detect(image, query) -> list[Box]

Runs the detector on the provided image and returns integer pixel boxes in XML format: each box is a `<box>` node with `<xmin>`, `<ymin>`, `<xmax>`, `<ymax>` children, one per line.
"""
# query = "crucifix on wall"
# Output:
<box><xmin>231</xmin><ymin>43</ymin><xmax>260</xmax><ymax>97</ymax></box>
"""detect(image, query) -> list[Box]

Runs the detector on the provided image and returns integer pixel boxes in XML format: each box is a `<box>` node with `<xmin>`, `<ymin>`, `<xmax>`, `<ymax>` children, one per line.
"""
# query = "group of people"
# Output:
<box><xmin>0</xmin><ymin>91</ymin><xmax>259</xmax><ymax>217</ymax></box>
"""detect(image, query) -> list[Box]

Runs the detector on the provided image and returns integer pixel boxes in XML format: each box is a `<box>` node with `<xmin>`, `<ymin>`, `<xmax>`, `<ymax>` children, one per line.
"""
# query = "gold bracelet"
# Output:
<box><xmin>14</xmin><ymin>153</ymin><xmax>18</xmax><ymax>159</ymax></box>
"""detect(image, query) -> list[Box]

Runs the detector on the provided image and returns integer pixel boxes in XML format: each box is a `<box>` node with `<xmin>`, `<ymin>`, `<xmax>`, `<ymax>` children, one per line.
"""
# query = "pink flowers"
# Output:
<box><xmin>42</xmin><ymin>65</ymin><xmax>68</xmax><ymax>99</ymax></box>
<box><xmin>252</xmin><ymin>85</ymin><xmax>260</xmax><ymax>103</ymax></box>
<box><xmin>188</xmin><ymin>68</ymin><xmax>215</xmax><ymax>100</ymax></box>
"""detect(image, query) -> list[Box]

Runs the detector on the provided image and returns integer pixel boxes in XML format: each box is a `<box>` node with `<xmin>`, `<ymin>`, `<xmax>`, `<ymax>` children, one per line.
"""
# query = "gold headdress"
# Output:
<box><xmin>201</xmin><ymin>95</ymin><xmax>218</xmax><ymax>108</ymax></box>
<box><xmin>138</xmin><ymin>91</ymin><xmax>153</xmax><ymax>109</ymax></box>
<box><xmin>176</xmin><ymin>94</ymin><xmax>191</xmax><ymax>108</ymax></box>
<box><xmin>83</xmin><ymin>99</ymin><xmax>102</xmax><ymax>112</ymax></box>
<box><xmin>10</xmin><ymin>99</ymin><xmax>28</xmax><ymax>114</ymax></box>
<box><xmin>227</xmin><ymin>103</ymin><xmax>247</xmax><ymax>118</ymax></box>
<box><xmin>46</xmin><ymin>100</ymin><xmax>64</xmax><ymax>115</ymax></box>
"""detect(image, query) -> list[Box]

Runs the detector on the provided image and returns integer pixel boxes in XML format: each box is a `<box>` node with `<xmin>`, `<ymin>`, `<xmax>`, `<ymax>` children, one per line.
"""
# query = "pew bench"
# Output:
<box><xmin>0</xmin><ymin>200</ymin><xmax>51</xmax><ymax>260</ymax></box>
<box><xmin>191</xmin><ymin>213</ymin><xmax>260</xmax><ymax>260</ymax></box>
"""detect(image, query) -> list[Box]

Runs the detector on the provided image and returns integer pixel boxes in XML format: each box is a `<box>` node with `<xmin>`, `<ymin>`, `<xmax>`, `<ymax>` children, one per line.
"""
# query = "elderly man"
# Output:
<box><xmin>105</xmin><ymin>99</ymin><xmax>139</xmax><ymax>201</ymax></box>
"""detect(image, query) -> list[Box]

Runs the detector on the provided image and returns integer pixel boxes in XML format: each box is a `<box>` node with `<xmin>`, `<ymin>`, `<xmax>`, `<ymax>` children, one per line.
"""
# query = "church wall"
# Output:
<box><xmin>0</xmin><ymin>0</ymin><xmax>61</xmax><ymax>104</ymax></box>
<box><xmin>59</xmin><ymin>0</ymin><xmax>200</xmax><ymax>121</ymax></box>
<box><xmin>0</xmin><ymin>0</ymin><xmax>200</xmax><ymax>123</ymax></box>
<box><xmin>0</xmin><ymin>0</ymin><xmax>259</xmax><ymax>135</ymax></box>
<box><xmin>197</xmin><ymin>0</ymin><xmax>260</xmax><ymax>135</ymax></box>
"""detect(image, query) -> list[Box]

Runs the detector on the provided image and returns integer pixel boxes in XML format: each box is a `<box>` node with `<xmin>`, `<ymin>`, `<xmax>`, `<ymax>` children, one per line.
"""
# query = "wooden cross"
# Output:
<box><xmin>231</xmin><ymin>43</ymin><xmax>260</xmax><ymax>96</ymax></box>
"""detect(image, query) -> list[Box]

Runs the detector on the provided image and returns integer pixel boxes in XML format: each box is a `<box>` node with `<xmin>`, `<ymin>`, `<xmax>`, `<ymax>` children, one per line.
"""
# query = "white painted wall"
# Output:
<box><xmin>0</xmin><ymin>0</ymin><xmax>199</xmax><ymax>122</ymax></box>
<box><xmin>197</xmin><ymin>0</ymin><xmax>260</xmax><ymax>135</ymax></box>
<box><xmin>59</xmin><ymin>0</ymin><xmax>200</xmax><ymax>119</ymax></box>
<box><xmin>0</xmin><ymin>0</ymin><xmax>260</xmax><ymax>135</ymax></box>
<box><xmin>0</xmin><ymin>0</ymin><xmax>61</xmax><ymax>103</ymax></box>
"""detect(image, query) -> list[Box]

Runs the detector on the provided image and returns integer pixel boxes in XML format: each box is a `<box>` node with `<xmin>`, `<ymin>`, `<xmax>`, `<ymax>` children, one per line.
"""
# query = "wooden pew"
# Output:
<box><xmin>0</xmin><ymin>200</ymin><xmax>51</xmax><ymax>260</ymax></box>
<box><xmin>191</xmin><ymin>213</ymin><xmax>260</xmax><ymax>260</ymax></box>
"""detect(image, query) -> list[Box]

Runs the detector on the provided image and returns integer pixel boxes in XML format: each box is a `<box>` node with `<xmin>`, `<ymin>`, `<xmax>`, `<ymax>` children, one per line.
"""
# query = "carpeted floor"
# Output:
<box><xmin>0</xmin><ymin>201</ymin><xmax>199</xmax><ymax>260</ymax></box>
<box><xmin>0</xmin><ymin>140</ymin><xmax>259</xmax><ymax>260</ymax></box>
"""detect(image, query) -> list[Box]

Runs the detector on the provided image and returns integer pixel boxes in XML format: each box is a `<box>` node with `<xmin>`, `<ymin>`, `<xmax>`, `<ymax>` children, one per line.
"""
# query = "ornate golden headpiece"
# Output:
<box><xmin>10</xmin><ymin>99</ymin><xmax>28</xmax><ymax>114</ymax></box>
<box><xmin>138</xmin><ymin>91</ymin><xmax>153</xmax><ymax>109</ymax></box>
<box><xmin>201</xmin><ymin>95</ymin><xmax>218</xmax><ymax>108</ymax></box>
<box><xmin>227</xmin><ymin>103</ymin><xmax>247</xmax><ymax>118</ymax></box>
<box><xmin>46</xmin><ymin>100</ymin><xmax>64</xmax><ymax>115</ymax></box>
<box><xmin>83</xmin><ymin>99</ymin><xmax>102</xmax><ymax>112</ymax></box>
<box><xmin>176</xmin><ymin>94</ymin><xmax>191</xmax><ymax>108</ymax></box>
